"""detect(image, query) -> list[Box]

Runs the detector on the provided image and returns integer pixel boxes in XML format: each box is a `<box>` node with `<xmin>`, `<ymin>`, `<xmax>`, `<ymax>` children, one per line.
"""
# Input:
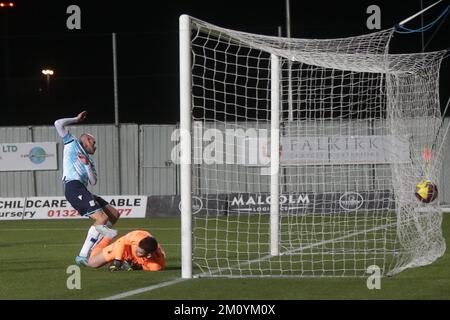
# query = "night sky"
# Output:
<box><xmin>0</xmin><ymin>0</ymin><xmax>448</xmax><ymax>126</ymax></box>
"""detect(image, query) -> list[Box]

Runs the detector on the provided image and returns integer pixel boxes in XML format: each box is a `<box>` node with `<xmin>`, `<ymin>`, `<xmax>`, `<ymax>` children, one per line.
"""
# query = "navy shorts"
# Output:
<box><xmin>64</xmin><ymin>180</ymin><xmax>109</xmax><ymax>216</ymax></box>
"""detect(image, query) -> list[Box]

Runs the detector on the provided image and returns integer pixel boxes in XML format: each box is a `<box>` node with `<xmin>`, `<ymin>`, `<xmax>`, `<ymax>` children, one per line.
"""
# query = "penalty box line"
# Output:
<box><xmin>99</xmin><ymin>222</ymin><xmax>394</xmax><ymax>300</ymax></box>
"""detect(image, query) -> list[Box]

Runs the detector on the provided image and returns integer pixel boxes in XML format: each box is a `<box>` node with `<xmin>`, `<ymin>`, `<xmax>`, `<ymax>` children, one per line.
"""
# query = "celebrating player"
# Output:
<box><xmin>54</xmin><ymin>111</ymin><xmax>120</xmax><ymax>266</ymax></box>
<box><xmin>88</xmin><ymin>230</ymin><xmax>166</xmax><ymax>271</ymax></box>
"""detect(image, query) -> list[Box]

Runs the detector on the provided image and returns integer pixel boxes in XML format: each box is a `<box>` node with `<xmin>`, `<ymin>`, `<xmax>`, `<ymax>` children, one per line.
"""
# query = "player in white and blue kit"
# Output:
<box><xmin>55</xmin><ymin>111</ymin><xmax>120</xmax><ymax>266</ymax></box>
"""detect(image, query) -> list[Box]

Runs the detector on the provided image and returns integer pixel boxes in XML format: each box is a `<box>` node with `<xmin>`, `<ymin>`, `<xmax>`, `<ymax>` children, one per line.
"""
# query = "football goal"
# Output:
<box><xmin>179</xmin><ymin>15</ymin><xmax>447</xmax><ymax>278</ymax></box>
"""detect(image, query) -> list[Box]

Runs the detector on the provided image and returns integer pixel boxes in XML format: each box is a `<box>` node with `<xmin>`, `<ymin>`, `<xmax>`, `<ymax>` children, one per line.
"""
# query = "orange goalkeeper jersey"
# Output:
<box><xmin>106</xmin><ymin>230</ymin><xmax>166</xmax><ymax>271</ymax></box>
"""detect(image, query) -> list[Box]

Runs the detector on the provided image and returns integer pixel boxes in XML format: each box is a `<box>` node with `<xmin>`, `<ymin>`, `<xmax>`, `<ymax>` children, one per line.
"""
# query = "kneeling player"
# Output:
<box><xmin>88</xmin><ymin>230</ymin><xmax>166</xmax><ymax>271</ymax></box>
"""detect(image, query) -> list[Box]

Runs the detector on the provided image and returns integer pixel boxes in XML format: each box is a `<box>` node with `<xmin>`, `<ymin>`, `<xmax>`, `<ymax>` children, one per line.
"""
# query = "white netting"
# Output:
<box><xmin>186</xmin><ymin>16</ymin><xmax>446</xmax><ymax>277</ymax></box>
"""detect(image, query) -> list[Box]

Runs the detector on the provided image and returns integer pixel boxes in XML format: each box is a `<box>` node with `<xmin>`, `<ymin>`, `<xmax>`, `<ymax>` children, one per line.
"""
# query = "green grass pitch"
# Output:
<box><xmin>0</xmin><ymin>215</ymin><xmax>449</xmax><ymax>300</ymax></box>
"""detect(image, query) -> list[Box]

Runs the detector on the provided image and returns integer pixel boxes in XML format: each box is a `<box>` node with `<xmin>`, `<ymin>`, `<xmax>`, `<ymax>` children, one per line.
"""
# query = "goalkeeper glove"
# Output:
<box><xmin>109</xmin><ymin>259</ymin><xmax>123</xmax><ymax>272</ymax></box>
<box><xmin>121</xmin><ymin>260</ymin><xmax>134</xmax><ymax>272</ymax></box>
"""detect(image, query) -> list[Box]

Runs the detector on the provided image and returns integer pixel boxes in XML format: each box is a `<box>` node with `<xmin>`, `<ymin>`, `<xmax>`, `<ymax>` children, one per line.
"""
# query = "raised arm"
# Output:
<box><xmin>77</xmin><ymin>153</ymin><xmax>97</xmax><ymax>185</ymax></box>
<box><xmin>54</xmin><ymin>111</ymin><xmax>87</xmax><ymax>138</ymax></box>
<box><xmin>85</xmin><ymin>160</ymin><xmax>98</xmax><ymax>185</ymax></box>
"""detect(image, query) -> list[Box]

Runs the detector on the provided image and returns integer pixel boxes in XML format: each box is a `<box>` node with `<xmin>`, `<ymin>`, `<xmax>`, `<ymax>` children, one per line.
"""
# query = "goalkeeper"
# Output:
<box><xmin>54</xmin><ymin>111</ymin><xmax>120</xmax><ymax>267</ymax></box>
<box><xmin>88</xmin><ymin>230</ymin><xmax>166</xmax><ymax>271</ymax></box>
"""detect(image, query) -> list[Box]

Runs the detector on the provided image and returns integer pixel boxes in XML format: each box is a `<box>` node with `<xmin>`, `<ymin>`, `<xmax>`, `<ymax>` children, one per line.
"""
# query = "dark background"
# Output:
<box><xmin>0</xmin><ymin>0</ymin><xmax>448</xmax><ymax>126</ymax></box>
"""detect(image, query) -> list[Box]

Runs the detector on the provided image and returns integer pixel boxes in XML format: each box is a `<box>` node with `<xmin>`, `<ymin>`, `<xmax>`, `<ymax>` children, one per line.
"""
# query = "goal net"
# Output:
<box><xmin>179</xmin><ymin>15</ymin><xmax>447</xmax><ymax>277</ymax></box>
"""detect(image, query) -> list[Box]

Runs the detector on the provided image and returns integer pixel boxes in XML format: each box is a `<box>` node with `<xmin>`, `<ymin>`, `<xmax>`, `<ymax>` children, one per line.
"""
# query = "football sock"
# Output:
<box><xmin>79</xmin><ymin>225</ymin><xmax>100</xmax><ymax>258</ymax></box>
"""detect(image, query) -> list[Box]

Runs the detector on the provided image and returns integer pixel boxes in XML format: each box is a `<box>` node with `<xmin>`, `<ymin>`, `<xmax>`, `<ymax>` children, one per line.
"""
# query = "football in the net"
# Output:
<box><xmin>415</xmin><ymin>179</ymin><xmax>438</xmax><ymax>203</ymax></box>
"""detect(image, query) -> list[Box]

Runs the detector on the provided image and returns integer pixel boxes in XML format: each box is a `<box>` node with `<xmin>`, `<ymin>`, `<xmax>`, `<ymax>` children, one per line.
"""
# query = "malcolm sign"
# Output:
<box><xmin>142</xmin><ymin>190</ymin><xmax>395</xmax><ymax>217</ymax></box>
<box><xmin>226</xmin><ymin>190</ymin><xmax>395</xmax><ymax>215</ymax></box>
<box><xmin>145</xmin><ymin>190</ymin><xmax>394</xmax><ymax>217</ymax></box>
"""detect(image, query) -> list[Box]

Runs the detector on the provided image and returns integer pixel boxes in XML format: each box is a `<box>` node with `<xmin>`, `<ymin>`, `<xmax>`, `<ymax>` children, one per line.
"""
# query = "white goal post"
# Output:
<box><xmin>179</xmin><ymin>14</ymin><xmax>192</xmax><ymax>279</ymax></box>
<box><xmin>179</xmin><ymin>14</ymin><xmax>447</xmax><ymax>278</ymax></box>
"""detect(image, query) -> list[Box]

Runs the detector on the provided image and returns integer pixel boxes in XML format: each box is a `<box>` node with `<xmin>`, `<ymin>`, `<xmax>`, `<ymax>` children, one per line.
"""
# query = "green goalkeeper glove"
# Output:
<box><xmin>109</xmin><ymin>259</ymin><xmax>123</xmax><ymax>272</ymax></box>
<box><xmin>121</xmin><ymin>260</ymin><xmax>134</xmax><ymax>272</ymax></box>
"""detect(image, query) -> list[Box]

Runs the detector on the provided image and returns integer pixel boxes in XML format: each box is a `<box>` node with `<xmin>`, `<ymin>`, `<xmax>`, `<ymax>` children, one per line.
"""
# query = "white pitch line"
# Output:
<box><xmin>100</xmin><ymin>278</ymin><xmax>188</xmax><ymax>300</ymax></box>
<box><xmin>99</xmin><ymin>222</ymin><xmax>394</xmax><ymax>300</ymax></box>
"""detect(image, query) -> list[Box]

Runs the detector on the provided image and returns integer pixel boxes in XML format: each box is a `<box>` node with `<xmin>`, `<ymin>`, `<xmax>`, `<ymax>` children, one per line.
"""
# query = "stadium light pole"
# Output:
<box><xmin>41</xmin><ymin>69</ymin><xmax>54</xmax><ymax>91</ymax></box>
<box><xmin>1</xmin><ymin>2</ymin><xmax>15</xmax><ymax>110</ymax></box>
<box><xmin>112</xmin><ymin>32</ymin><xmax>119</xmax><ymax>126</ymax></box>
<box><xmin>112</xmin><ymin>32</ymin><xmax>122</xmax><ymax>195</ymax></box>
